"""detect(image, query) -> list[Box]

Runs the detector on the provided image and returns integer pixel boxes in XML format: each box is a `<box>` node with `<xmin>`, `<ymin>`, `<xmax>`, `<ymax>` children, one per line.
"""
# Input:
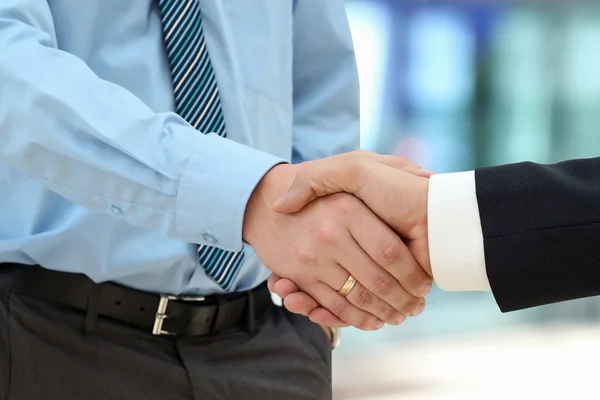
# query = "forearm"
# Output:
<box><xmin>0</xmin><ymin>2</ymin><xmax>283</xmax><ymax>250</ymax></box>
<box><xmin>429</xmin><ymin>158</ymin><xmax>600</xmax><ymax>312</ymax></box>
<box><xmin>476</xmin><ymin>158</ymin><xmax>600</xmax><ymax>311</ymax></box>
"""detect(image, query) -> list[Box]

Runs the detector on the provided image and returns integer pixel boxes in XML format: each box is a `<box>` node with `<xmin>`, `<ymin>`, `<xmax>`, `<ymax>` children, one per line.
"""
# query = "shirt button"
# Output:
<box><xmin>202</xmin><ymin>233</ymin><xmax>218</xmax><ymax>245</ymax></box>
<box><xmin>110</xmin><ymin>205</ymin><xmax>123</xmax><ymax>216</ymax></box>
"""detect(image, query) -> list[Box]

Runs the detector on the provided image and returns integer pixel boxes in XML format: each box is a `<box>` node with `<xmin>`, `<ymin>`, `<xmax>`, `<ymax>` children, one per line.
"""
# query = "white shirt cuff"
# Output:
<box><xmin>427</xmin><ymin>171</ymin><xmax>491</xmax><ymax>291</ymax></box>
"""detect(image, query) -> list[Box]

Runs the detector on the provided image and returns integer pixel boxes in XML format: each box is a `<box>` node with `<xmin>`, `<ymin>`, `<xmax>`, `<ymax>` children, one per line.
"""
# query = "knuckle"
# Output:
<box><xmin>401</xmin><ymin>297</ymin><xmax>421</xmax><ymax>315</ymax></box>
<box><xmin>385</xmin><ymin>308</ymin><xmax>399</xmax><ymax>323</ymax></box>
<box><xmin>377</xmin><ymin>241</ymin><xmax>403</xmax><ymax>265</ymax></box>
<box><xmin>332</xmin><ymin>300</ymin><xmax>348</xmax><ymax>317</ymax></box>
<box><xmin>396</xmin><ymin>157</ymin><xmax>412</xmax><ymax>167</ymax></box>
<box><xmin>354</xmin><ymin>285</ymin><xmax>374</xmax><ymax>308</ymax></box>
<box><xmin>391</xmin><ymin>157</ymin><xmax>413</xmax><ymax>170</ymax></box>
<box><xmin>312</xmin><ymin>226</ymin><xmax>337</xmax><ymax>245</ymax></box>
<box><xmin>404</xmin><ymin>268</ymin><xmax>428</xmax><ymax>292</ymax></box>
<box><xmin>356</xmin><ymin>315</ymin><xmax>376</xmax><ymax>331</ymax></box>
<box><xmin>400</xmin><ymin>157</ymin><xmax>412</xmax><ymax>166</ymax></box>
<box><xmin>326</xmin><ymin>193</ymin><xmax>357</xmax><ymax>216</ymax></box>
<box><xmin>374</xmin><ymin>275</ymin><xmax>395</xmax><ymax>297</ymax></box>
<box><xmin>295</xmin><ymin>246</ymin><xmax>317</xmax><ymax>266</ymax></box>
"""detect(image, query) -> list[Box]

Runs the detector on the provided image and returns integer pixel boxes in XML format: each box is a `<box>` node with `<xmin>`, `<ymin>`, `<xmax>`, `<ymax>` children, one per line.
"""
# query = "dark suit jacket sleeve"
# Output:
<box><xmin>475</xmin><ymin>157</ymin><xmax>600</xmax><ymax>312</ymax></box>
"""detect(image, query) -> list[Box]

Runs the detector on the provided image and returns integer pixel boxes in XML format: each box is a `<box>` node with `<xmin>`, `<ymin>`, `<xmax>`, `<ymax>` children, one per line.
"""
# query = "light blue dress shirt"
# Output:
<box><xmin>0</xmin><ymin>0</ymin><xmax>359</xmax><ymax>295</ymax></box>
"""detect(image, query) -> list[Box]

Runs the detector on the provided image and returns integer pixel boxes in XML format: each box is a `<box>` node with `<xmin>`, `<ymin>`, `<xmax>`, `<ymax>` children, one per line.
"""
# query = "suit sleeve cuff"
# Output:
<box><xmin>176</xmin><ymin>133</ymin><xmax>285</xmax><ymax>251</ymax></box>
<box><xmin>427</xmin><ymin>171</ymin><xmax>491</xmax><ymax>291</ymax></box>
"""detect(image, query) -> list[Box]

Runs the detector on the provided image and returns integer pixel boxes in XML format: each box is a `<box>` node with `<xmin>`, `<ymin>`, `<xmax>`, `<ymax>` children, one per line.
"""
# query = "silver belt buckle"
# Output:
<box><xmin>152</xmin><ymin>294</ymin><xmax>206</xmax><ymax>335</ymax></box>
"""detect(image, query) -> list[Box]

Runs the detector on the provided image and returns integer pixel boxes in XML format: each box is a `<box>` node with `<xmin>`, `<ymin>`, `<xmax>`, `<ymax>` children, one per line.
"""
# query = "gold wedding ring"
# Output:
<box><xmin>337</xmin><ymin>274</ymin><xmax>357</xmax><ymax>297</ymax></box>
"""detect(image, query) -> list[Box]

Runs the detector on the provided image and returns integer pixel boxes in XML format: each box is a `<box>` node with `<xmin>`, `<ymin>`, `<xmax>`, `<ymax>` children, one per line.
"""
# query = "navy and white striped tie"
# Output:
<box><xmin>158</xmin><ymin>0</ymin><xmax>245</xmax><ymax>291</ymax></box>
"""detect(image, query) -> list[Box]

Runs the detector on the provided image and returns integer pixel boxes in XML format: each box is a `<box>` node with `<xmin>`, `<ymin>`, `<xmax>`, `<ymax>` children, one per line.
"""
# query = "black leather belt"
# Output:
<box><xmin>0</xmin><ymin>263</ymin><xmax>273</xmax><ymax>336</ymax></box>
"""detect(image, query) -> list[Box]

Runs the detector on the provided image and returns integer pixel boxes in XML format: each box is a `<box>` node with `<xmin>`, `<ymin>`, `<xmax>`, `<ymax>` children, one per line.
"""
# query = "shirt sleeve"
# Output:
<box><xmin>427</xmin><ymin>171</ymin><xmax>491</xmax><ymax>291</ymax></box>
<box><xmin>290</xmin><ymin>0</ymin><xmax>360</xmax><ymax>163</ymax></box>
<box><xmin>0</xmin><ymin>1</ymin><xmax>283</xmax><ymax>252</ymax></box>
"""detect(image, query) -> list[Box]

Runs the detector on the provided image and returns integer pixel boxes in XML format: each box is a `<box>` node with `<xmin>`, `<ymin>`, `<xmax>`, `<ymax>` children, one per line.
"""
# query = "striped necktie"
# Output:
<box><xmin>158</xmin><ymin>0</ymin><xmax>245</xmax><ymax>291</ymax></box>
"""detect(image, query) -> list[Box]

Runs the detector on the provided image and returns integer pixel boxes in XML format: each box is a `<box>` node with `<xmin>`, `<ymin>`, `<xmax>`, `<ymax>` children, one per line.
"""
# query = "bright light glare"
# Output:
<box><xmin>345</xmin><ymin>1</ymin><xmax>390</xmax><ymax>151</ymax></box>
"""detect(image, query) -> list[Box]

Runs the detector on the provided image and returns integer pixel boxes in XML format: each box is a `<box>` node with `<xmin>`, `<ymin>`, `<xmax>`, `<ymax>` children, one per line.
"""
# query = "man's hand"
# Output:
<box><xmin>243</xmin><ymin>157</ymin><xmax>433</xmax><ymax>330</ymax></box>
<box><xmin>266</xmin><ymin>151</ymin><xmax>433</xmax><ymax>327</ymax></box>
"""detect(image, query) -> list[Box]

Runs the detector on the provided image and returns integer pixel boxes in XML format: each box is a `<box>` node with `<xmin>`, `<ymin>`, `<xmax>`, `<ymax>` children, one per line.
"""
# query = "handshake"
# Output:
<box><xmin>243</xmin><ymin>150</ymin><xmax>436</xmax><ymax>331</ymax></box>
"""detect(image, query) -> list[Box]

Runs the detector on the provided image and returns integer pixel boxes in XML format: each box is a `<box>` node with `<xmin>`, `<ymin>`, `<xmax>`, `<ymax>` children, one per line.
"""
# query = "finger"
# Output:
<box><xmin>305</xmin><ymin>281</ymin><xmax>385</xmax><ymax>331</ymax></box>
<box><xmin>284</xmin><ymin>292</ymin><xmax>350</xmax><ymax>328</ymax></box>
<box><xmin>272</xmin><ymin>152</ymin><xmax>435</xmax><ymax>215</ymax></box>
<box><xmin>335</xmin><ymin>217</ymin><xmax>428</xmax><ymax>317</ymax></box>
<box><xmin>411</xmin><ymin>297</ymin><xmax>426</xmax><ymax>317</ymax></box>
<box><xmin>267</xmin><ymin>273</ymin><xmax>282</xmax><ymax>292</ymax></box>
<box><xmin>272</xmin><ymin>278</ymin><xmax>357</xmax><ymax>327</ymax></box>
<box><xmin>308</xmin><ymin>306</ymin><xmax>350</xmax><ymax>328</ymax></box>
<box><xmin>282</xmin><ymin>291</ymin><xmax>318</xmax><ymax>316</ymax></box>
<box><xmin>415</xmin><ymin>169</ymin><xmax>436</xmax><ymax>178</ymax></box>
<box><xmin>363</xmin><ymin>153</ymin><xmax>435</xmax><ymax>178</ymax></box>
<box><xmin>273</xmin><ymin>277</ymin><xmax>301</xmax><ymax>298</ymax></box>
<box><xmin>287</xmin><ymin>258</ymin><xmax>396</xmax><ymax>325</ymax></box>
<box><xmin>347</xmin><ymin>206</ymin><xmax>432</xmax><ymax>298</ymax></box>
<box><xmin>407</xmin><ymin>238</ymin><xmax>433</xmax><ymax>278</ymax></box>
<box><xmin>272</xmin><ymin>153</ymin><xmax>360</xmax><ymax>214</ymax></box>
<box><xmin>300</xmin><ymin>236</ymin><xmax>407</xmax><ymax>324</ymax></box>
<box><xmin>271</xmin><ymin>278</ymin><xmax>300</xmax><ymax>299</ymax></box>
<box><xmin>328</xmin><ymin>271</ymin><xmax>406</xmax><ymax>325</ymax></box>
<box><xmin>336</xmin><ymin>239</ymin><xmax>422</xmax><ymax>318</ymax></box>
<box><xmin>272</xmin><ymin>172</ymin><xmax>318</xmax><ymax>214</ymax></box>
<box><xmin>345</xmin><ymin>282</ymin><xmax>407</xmax><ymax>325</ymax></box>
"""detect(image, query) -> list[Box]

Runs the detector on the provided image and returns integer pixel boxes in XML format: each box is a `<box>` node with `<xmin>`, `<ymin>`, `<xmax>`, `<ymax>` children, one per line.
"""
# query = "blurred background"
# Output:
<box><xmin>333</xmin><ymin>0</ymin><xmax>600</xmax><ymax>398</ymax></box>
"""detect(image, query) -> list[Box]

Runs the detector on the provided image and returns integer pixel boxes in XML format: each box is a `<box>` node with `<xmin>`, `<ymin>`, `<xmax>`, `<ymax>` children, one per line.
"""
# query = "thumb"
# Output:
<box><xmin>412</xmin><ymin>168</ymin><xmax>436</xmax><ymax>179</ymax></box>
<box><xmin>374</xmin><ymin>154</ymin><xmax>436</xmax><ymax>178</ymax></box>
<box><xmin>272</xmin><ymin>172</ymin><xmax>319</xmax><ymax>214</ymax></box>
<box><xmin>271</xmin><ymin>153</ymin><xmax>433</xmax><ymax>214</ymax></box>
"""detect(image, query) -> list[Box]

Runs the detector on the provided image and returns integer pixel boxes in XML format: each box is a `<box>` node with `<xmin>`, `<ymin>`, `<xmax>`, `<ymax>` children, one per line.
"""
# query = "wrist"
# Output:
<box><xmin>388</xmin><ymin>174</ymin><xmax>430</xmax><ymax>240</ymax></box>
<box><xmin>404</xmin><ymin>176</ymin><xmax>431</xmax><ymax>276</ymax></box>
<box><xmin>242</xmin><ymin>163</ymin><xmax>299</xmax><ymax>245</ymax></box>
<box><xmin>416</xmin><ymin>176</ymin><xmax>429</xmax><ymax>239</ymax></box>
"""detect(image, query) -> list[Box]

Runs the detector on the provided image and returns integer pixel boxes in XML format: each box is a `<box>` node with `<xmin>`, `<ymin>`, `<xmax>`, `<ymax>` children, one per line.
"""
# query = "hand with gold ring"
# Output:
<box><xmin>248</xmin><ymin>154</ymin><xmax>433</xmax><ymax>331</ymax></box>
<box><xmin>255</xmin><ymin>191</ymin><xmax>430</xmax><ymax>330</ymax></box>
<box><xmin>269</xmin><ymin>269</ymin><xmax>426</xmax><ymax>328</ymax></box>
<box><xmin>263</xmin><ymin>217</ymin><xmax>427</xmax><ymax>330</ymax></box>
<box><xmin>263</xmin><ymin>152</ymin><xmax>436</xmax><ymax>329</ymax></box>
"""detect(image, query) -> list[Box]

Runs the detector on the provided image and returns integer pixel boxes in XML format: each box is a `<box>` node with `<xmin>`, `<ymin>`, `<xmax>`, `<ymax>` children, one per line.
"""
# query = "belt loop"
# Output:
<box><xmin>246</xmin><ymin>290</ymin><xmax>255</xmax><ymax>336</ymax></box>
<box><xmin>84</xmin><ymin>284</ymin><xmax>103</xmax><ymax>335</ymax></box>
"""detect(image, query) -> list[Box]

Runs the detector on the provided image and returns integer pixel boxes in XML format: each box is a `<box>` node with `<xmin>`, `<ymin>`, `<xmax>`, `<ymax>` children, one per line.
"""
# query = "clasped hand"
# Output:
<box><xmin>243</xmin><ymin>151</ymin><xmax>434</xmax><ymax>330</ymax></box>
